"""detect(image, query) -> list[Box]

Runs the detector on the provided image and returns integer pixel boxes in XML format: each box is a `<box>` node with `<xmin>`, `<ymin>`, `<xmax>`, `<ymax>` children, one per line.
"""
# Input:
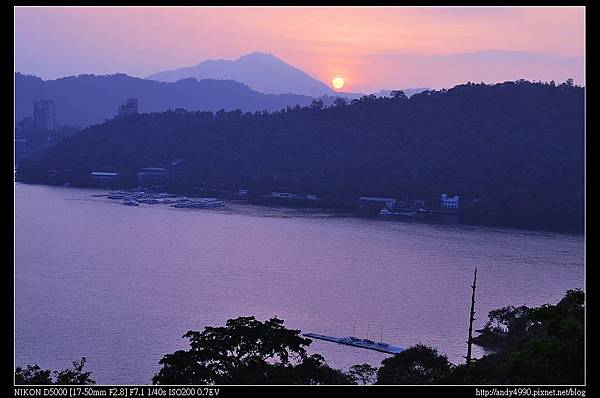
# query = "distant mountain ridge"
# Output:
<box><xmin>15</xmin><ymin>72</ymin><xmax>430</xmax><ymax>127</ymax></box>
<box><xmin>15</xmin><ymin>72</ymin><xmax>317</xmax><ymax>127</ymax></box>
<box><xmin>147</xmin><ymin>52</ymin><xmax>337</xmax><ymax>97</ymax></box>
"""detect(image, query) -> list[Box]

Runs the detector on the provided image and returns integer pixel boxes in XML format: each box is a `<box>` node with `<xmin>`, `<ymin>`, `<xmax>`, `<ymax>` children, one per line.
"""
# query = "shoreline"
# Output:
<box><xmin>15</xmin><ymin>182</ymin><xmax>584</xmax><ymax>236</ymax></box>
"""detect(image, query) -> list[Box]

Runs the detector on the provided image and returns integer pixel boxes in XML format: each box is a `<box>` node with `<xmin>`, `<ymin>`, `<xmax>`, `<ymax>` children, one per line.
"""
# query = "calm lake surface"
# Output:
<box><xmin>15</xmin><ymin>183</ymin><xmax>584</xmax><ymax>384</ymax></box>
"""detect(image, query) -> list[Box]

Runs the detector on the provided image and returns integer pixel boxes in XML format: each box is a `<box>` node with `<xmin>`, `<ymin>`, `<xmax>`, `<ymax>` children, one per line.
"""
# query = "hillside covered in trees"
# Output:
<box><xmin>15</xmin><ymin>72</ymin><xmax>315</xmax><ymax>127</ymax></box>
<box><xmin>16</xmin><ymin>80</ymin><xmax>584</xmax><ymax>232</ymax></box>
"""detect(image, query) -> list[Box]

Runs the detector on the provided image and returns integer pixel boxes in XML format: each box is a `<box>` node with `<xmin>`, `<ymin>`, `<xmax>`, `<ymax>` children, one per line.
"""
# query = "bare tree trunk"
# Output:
<box><xmin>466</xmin><ymin>268</ymin><xmax>478</xmax><ymax>372</ymax></box>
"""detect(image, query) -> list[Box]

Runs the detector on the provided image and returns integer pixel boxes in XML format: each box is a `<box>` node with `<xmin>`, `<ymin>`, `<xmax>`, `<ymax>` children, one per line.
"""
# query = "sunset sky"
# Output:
<box><xmin>15</xmin><ymin>6</ymin><xmax>585</xmax><ymax>92</ymax></box>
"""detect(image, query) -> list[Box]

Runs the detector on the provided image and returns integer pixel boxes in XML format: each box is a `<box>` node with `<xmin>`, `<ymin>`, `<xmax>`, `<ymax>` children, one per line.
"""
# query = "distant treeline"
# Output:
<box><xmin>16</xmin><ymin>80</ymin><xmax>584</xmax><ymax>232</ymax></box>
<box><xmin>16</xmin><ymin>289</ymin><xmax>584</xmax><ymax>385</ymax></box>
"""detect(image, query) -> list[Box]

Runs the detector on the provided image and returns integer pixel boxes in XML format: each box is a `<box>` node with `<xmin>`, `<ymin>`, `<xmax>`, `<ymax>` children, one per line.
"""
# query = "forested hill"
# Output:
<box><xmin>15</xmin><ymin>72</ymin><xmax>315</xmax><ymax>126</ymax></box>
<box><xmin>17</xmin><ymin>80</ymin><xmax>584</xmax><ymax>232</ymax></box>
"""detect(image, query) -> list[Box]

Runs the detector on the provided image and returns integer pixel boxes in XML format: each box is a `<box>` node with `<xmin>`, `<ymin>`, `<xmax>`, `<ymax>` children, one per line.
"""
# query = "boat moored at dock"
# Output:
<box><xmin>94</xmin><ymin>190</ymin><xmax>227</xmax><ymax>210</ymax></box>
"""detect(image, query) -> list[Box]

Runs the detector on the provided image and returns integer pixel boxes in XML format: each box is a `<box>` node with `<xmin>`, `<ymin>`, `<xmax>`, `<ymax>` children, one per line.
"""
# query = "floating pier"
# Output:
<box><xmin>303</xmin><ymin>333</ymin><xmax>404</xmax><ymax>354</ymax></box>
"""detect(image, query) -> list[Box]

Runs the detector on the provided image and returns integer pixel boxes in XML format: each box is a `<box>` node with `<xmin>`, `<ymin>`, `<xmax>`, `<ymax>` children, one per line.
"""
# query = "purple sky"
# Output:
<box><xmin>15</xmin><ymin>6</ymin><xmax>585</xmax><ymax>92</ymax></box>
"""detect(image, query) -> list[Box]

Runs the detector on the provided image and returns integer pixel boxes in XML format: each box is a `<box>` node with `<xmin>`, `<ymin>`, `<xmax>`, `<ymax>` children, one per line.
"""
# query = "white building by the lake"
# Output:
<box><xmin>440</xmin><ymin>193</ymin><xmax>460</xmax><ymax>209</ymax></box>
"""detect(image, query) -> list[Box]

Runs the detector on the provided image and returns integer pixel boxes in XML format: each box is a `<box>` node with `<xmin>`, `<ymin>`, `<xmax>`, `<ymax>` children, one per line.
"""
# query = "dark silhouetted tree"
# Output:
<box><xmin>333</xmin><ymin>97</ymin><xmax>347</xmax><ymax>107</ymax></box>
<box><xmin>15</xmin><ymin>365</ymin><xmax>53</xmax><ymax>385</ymax></box>
<box><xmin>376</xmin><ymin>345</ymin><xmax>453</xmax><ymax>384</ymax></box>
<box><xmin>348</xmin><ymin>363</ymin><xmax>378</xmax><ymax>384</ymax></box>
<box><xmin>390</xmin><ymin>90</ymin><xmax>408</xmax><ymax>100</ymax></box>
<box><xmin>15</xmin><ymin>357</ymin><xmax>95</xmax><ymax>385</ymax></box>
<box><xmin>54</xmin><ymin>357</ymin><xmax>95</xmax><ymax>385</ymax></box>
<box><xmin>450</xmin><ymin>289</ymin><xmax>585</xmax><ymax>384</ymax></box>
<box><xmin>152</xmin><ymin>316</ymin><xmax>353</xmax><ymax>385</ymax></box>
<box><xmin>310</xmin><ymin>99</ymin><xmax>324</xmax><ymax>109</ymax></box>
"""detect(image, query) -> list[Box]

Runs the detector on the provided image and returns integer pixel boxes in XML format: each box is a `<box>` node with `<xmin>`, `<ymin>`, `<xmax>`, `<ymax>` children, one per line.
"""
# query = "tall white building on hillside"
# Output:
<box><xmin>33</xmin><ymin>99</ymin><xmax>55</xmax><ymax>131</ymax></box>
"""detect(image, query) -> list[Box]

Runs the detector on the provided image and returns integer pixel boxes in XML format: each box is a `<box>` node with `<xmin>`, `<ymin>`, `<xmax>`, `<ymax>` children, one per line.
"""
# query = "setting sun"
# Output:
<box><xmin>332</xmin><ymin>77</ymin><xmax>344</xmax><ymax>89</ymax></box>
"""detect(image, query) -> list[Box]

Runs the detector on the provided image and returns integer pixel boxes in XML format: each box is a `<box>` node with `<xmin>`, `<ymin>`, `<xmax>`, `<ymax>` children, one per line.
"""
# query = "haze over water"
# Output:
<box><xmin>15</xmin><ymin>184</ymin><xmax>584</xmax><ymax>384</ymax></box>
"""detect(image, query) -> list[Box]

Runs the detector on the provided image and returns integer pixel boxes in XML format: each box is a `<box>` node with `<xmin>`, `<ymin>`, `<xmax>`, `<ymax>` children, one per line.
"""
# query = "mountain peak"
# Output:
<box><xmin>235</xmin><ymin>52</ymin><xmax>288</xmax><ymax>66</ymax></box>
<box><xmin>237</xmin><ymin>52</ymin><xmax>280</xmax><ymax>60</ymax></box>
<box><xmin>147</xmin><ymin>52</ymin><xmax>335</xmax><ymax>97</ymax></box>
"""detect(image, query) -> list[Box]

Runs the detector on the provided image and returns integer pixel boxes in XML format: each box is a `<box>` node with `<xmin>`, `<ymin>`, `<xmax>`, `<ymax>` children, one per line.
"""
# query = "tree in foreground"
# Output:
<box><xmin>17</xmin><ymin>290</ymin><xmax>580</xmax><ymax>385</ymax></box>
<box><xmin>348</xmin><ymin>363</ymin><xmax>378</xmax><ymax>385</ymax></box>
<box><xmin>152</xmin><ymin>316</ymin><xmax>353</xmax><ymax>385</ymax></box>
<box><xmin>452</xmin><ymin>289</ymin><xmax>585</xmax><ymax>384</ymax></box>
<box><xmin>15</xmin><ymin>365</ymin><xmax>52</xmax><ymax>385</ymax></box>
<box><xmin>375</xmin><ymin>344</ymin><xmax>453</xmax><ymax>384</ymax></box>
<box><xmin>15</xmin><ymin>357</ymin><xmax>95</xmax><ymax>385</ymax></box>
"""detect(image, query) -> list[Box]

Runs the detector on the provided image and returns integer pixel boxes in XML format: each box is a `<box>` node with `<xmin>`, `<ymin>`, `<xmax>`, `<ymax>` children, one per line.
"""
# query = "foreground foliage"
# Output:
<box><xmin>16</xmin><ymin>290</ymin><xmax>583</xmax><ymax>385</ymax></box>
<box><xmin>15</xmin><ymin>357</ymin><xmax>95</xmax><ymax>385</ymax></box>
<box><xmin>152</xmin><ymin>289</ymin><xmax>584</xmax><ymax>385</ymax></box>
<box><xmin>461</xmin><ymin>289</ymin><xmax>585</xmax><ymax>384</ymax></box>
<box><xmin>152</xmin><ymin>316</ymin><xmax>353</xmax><ymax>385</ymax></box>
<box><xmin>376</xmin><ymin>345</ymin><xmax>453</xmax><ymax>384</ymax></box>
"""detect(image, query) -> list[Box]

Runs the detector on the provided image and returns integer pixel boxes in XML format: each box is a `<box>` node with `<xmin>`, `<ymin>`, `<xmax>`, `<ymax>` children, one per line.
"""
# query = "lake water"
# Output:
<box><xmin>15</xmin><ymin>183</ymin><xmax>584</xmax><ymax>384</ymax></box>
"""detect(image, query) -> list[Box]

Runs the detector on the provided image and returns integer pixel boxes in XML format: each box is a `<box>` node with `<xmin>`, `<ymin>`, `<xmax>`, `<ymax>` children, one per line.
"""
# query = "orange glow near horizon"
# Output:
<box><xmin>15</xmin><ymin>7</ymin><xmax>585</xmax><ymax>91</ymax></box>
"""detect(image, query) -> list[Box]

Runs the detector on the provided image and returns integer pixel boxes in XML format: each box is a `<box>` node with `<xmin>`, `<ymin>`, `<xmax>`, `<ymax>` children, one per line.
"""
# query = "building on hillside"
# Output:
<box><xmin>138</xmin><ymin>167</ymin><xmax>169</xmax><ymax>186</ymax></box>
<box><xmin>440</xmin><ymin>193</ymin><xmax>460</xmax><ymax>209</ymax></box>
<box><xmin>394</xmin><ymin>199</ymin><xmax>427</xmax><ymax>212</ymax></box>
<box><xmin>33</xmin><ymin>99</ymin><xmax>55</xmax><ymax>131</ymax></box>
<box><xmin>90</xmin><ymin>171</ymin><xmax>120</xmax><ymax>186</ymax></box>
<box><xmin>357</xmin><ymin>197</ymin><xmax>396</xmax><ymax>211</ymax></box>
<box><xmin>118</xmin><ymin>98</ymin><xmax>139</xmax><ymax>117</ymax></box>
